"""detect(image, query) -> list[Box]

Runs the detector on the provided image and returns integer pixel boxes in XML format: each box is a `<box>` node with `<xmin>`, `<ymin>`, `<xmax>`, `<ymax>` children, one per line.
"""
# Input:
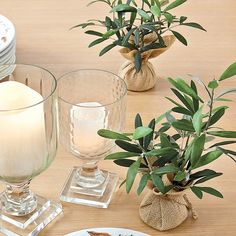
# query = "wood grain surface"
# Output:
<box><xmin>1</xmin><ymin>1</ymin><xmax>236</xmax><ymax>235</ymax></box>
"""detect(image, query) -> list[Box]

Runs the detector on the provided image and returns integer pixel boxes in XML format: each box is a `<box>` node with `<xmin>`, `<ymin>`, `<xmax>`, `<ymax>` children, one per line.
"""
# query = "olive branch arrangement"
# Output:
<box><xmin>72</xmin><ymin>0</ymin><xmax>206</xmax><ymax>71</ymax></box>
<box><xmin>98</xmin><ymin>62</ymin><xmax>236</xmax><ymax>199</ymax></box>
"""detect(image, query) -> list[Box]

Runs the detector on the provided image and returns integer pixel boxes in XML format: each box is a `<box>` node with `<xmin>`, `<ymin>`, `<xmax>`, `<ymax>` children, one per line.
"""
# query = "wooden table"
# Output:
<box><xmin>1</xmin><ymin>0</ymin><xmax>236</xmax><ymax>235</ymax></box>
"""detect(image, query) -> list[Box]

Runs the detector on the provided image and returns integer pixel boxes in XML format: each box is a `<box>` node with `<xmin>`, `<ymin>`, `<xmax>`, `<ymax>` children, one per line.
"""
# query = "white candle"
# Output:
<box><xmin>70</xmin><ymin>102</ymin><xmax>107</xmax><ymax>155</ymax></box>
<box><xmin>0</xmin><ymin>81</ymin><xmax>48</xmax><ymax>180</ymax></box>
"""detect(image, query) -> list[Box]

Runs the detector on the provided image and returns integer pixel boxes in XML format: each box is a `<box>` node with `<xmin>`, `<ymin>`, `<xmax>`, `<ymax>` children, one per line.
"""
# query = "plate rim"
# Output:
<box><xmin>65</xmin><ymin>227</ymin><xmax>150</xmax><ymax>236</ymax></box>
<box><xmin>0</xmin><ymin>15</ymin><xmax>15</xmax><ymax>52</ymax></box>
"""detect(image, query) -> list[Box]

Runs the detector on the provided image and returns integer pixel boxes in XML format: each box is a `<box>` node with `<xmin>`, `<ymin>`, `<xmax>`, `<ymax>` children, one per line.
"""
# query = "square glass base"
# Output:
<box><xmin>0</xmin><ymin>195</ymin><xmax>62</xmax><ymax>236</ymax></box>
<box><xmin>60</xmin><ymin>167</ymin><xmax>119</xmax><ymax>208</ymax></box>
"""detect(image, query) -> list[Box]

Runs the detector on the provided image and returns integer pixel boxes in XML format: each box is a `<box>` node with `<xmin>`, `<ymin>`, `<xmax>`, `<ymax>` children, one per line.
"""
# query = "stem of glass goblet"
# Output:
<box><xmin>0</xmin><ymin>180</ymin><xmax>37</xmax><ymax>216</ymax></box>
<box><xmin>76</xmin><ymin>162</ymin><xmax>106</xmax><ymax>188</ymax></box>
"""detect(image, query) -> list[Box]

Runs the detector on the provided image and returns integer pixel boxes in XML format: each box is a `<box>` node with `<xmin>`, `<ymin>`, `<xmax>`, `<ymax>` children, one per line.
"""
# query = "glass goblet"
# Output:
<box><xmin>58</xmin><ymin>69</ymin><xmax>127</xmax><ymax>208</ymax></box>
<box><xmin>0</xmin><ymin>64</ymin><xmax>62</xmax><ymax>236</ymax></box>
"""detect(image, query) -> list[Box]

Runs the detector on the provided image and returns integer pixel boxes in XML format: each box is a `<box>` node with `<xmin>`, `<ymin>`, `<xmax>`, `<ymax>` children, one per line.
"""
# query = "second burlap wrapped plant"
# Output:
<box><xmin>98</xmin><ymin>62</ymin><xmax>236</xmax><ymax>231</ymax></box>
<box><xmin>73</xmin><ymin>0</ymin><xmax>206</xmax><ymax>91</ymax></box>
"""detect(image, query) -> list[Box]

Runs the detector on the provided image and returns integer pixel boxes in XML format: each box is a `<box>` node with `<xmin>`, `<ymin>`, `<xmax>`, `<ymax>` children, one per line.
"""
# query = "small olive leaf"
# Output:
<box><xmin>114</xmin><ymin>159</ymin><xmax>147</xmax><ymax>168</ymax></box>
<box><xmin>192</xmin><ymin>150</ymin><xmax>223</xmax><ymax>169</ymax></box>
<box><xmin>105</xmin><ymin>16</ymin><xmax>112</xmax><ymax>29</ymax></box>
<box><xmin>133</xmin><ymin>127</ymin><xmax>153</xmax><ymax>140</ymax></box>
<box><xmin>154</xmin><ymin>153</ymin><xmax>178</xmax><ymax>167</ymax></box>
<box><xmin>70</xmin><ymin>22</ymin><xmax>95</xmax><ymax>30</ymax></box>
<box><xmin>166</xmin><ymin>97</ymin><xmax>184</xmax><ymax>108</ymax></box>
<box><xmin>135</xmin><ymin>113</ymin><xmax>143</xmax><ymax>128</ymax></box>
<box><xmin>181</xmin><ymin>22</ymin><xmax>206</xmax><ymax>31</ymax></box>
<box><xmin>191</xmin><ymin>134</ymin><xmax>206</xmax><ymax>167</ymax></box>
<box><xmin>126</xmin><ymin>159</ymin><xmax>141</xmax><ymax>193</ymax></box>
<box><xmin>219</xmin><ymin>61</ymin><xmax>236</xmax><ymax>81</ymax></box>
<box><xmin>152</xmin><ymin>165</ymin><xmax>179</xmax><ymax>175</ymax></box>
<box><xmin>164</xmin><ymin>0</ymin><xmax>187</xmax><ymax>12</ymax></box>
<box><xmin>160</xmin><ymin>133</ymin><xmax>173</xmax><ymax>148</ymax></box>
<box><xmin>167</xmin><ymin>78</ymin><xmax>199</xmax><ymax>101</ymax></box>
<box><xmin>134</xmin><ymin>29</ymin><xmax>140</xmax><ymax>46</ymax></box>
<box><xmin>194</xmin><ymin>173</ymin><xmax>222</xmax><ymax>185</ymax></box>
<box><xmin>217</xmin><ymin>88</ymin><xmax>236</xmax><ymax>98</ymax></box>
<box><xmin>130</xmin><ymin>11</ymin><xmax>137</xmax><ymax>25</ymax></box>
<box><xmin>163</xmin><ymin>12</ymin><xmax>174</xmax><ymax>23</ymax></box>
<box><xmin>140</xmin><ymin>43</ymin><xmax>163</xmax><ymax>53</ymax></box>
<box><xmin>197</xmin><ymin>187</ymin><xmax>223</xmax><ymax>198</ymax></box>
<box><xmin>122</xmin><ymin>28</ymin><xmax>136</xmax><ymax>45</ymax></box>
<box><xmin>191</xmin><ymin>80</ymin><xmax>200</xmax><ymax>111</ymax></box>
<box><xmin>105</xmin><ymin>152</ymin><xmax>139</xmax><ymax>160</ymax></box>
<box><xmin>174</xmin><ymin>171</ymin><xmax>187</xmax><ymax>181</ymax></box>
<box><xmin>208</xmin><ymin>80</ymin><xmax>219</xmax><ymax>89</ymax></box>
<box><xmin>160</xmin><ymin>0</ymin><xmax>169</xmax><ymax>7</ymax></box>
<box><xmin>172</xmin><ymin>119</ymin><xmax>195</xmax><ymax>132</ymax></box>
<box><xmin>151</xmin><ymin>5</ymin><xmax>161</xmax><ymax>17</ymax></box>
<box><xmin>207</xmin><ymin>131</ymin><xmax>236</xmax><ymax>138</ymax></box>
<box><xmin>192</xmin><ymin>107</ymin><xmax>203</xmax><ymax>136</ymax></box>
<box><xmin>144</xmin><ymin>118</ymin><xmax>156</xmax><ymax>150</ymax></box>
<box><xmin>151</xmin><ymin>174</ymin><xmax>165</xmax><ymax>193</ymax></box>
<box><xmin>87</xmin><ymin>0</ymin><xmax>110</xmax><ymax>7</ymax></box>
<box><xmin>115</xmin><ymin>140</ymin><xmax>142</xmax><ymax>153</ymax></box>
<box><xmin>85</xmin><ymin>30</ymin><xmax>104</xmax><ymax>37</ymax></box>
<box><xmin>171</xmin><ymin>89</ymin><xmax>194</xmax><ymax>112</ymax></box>
<box><xmin>171</xmin><ymin>30</ymin><xmax>187</xmax><ymax>46</ymax></box>
<box><xmin>98</xmin><ymin>129</ymin><xmax>131</xmax><ymax>141</ymax></box>
<box><xmin>103</xmin><ymin>29</ymin><xmax>117</xmax><ymax>38</ymax></box>
<box><xmin>142</xmin><ymin>0</ymin><xmax>151</xmax><ymax>7</ymax></box>
<box><xmin>190</xmin><ymin>169</ymin><xmax>217</xmax><ymax>179</ymax></box>
<box><xmin>112</xmin><ymin>4</ymin><xmax>137</xmax><ymax>12</ymax></box>
<box><xmin>207</xmin><ymin>107</ymin><xmax>226</xmax><ymax>127</ymax></box>
<box><xmin>191</xmin><ymin>186</ymin><xmax>203</xmax><ymax>199</ymax></box>
<box><xmin>135</xmin><ymin>113</ymin><xmax>144</xmax><ymax>146</ymax></box>
<box><xmin>119</xmin><ymin>179</ymin><xmax>126</xmax><ymax>188</ymax></box>
<box><xmin>215</xmin><ymin>98</ymin><xmax>234</xmax><ymax>102</ymax></box>
<box><xmin>165</xmin><ymin>112</ymin><xmax>176</xmax><ymax>123</ymax></box>
<box><xmin>145</xmin><ymin>147</ymin><xmax>177</xmax><ymax>157</ymax></box>
<box><xmin>180</xmin><ymin>16</ymin><xmax>187</xmax><ymax>24</ymax></box>
<box><xmin>99</xmin><ymin>43</ymin><xmax>116</xmax><ymax>56</ymax></box>
<box><xmin>134</xmin><ymin>51</ymin><xmax>142</xmax><ymax>72</ymax></box>
<box><xmin>172</xmin><ymin>107</ymin><xmax>193</xmax><ymax>116</ymax></box>
<box><xmin>137</xmin><ymin>173</ymin><xmax>150</xmax><ymax>195</ymax></box>
<box><xmin>137</xmin><ymin>9</ymin><xmax>151</xmax><ymax>21</ymax></box>
<box><xmin>153</xmin><ymin>0</ymin><xmax>161</xmax><ymax>7</ymax></box>
<box><xmin>210</xmin><ymin>140</ymin><xmax>236</xmax><ymax>148</ymax></box>
<box><xmin>89</xmin><ymin>37</ymin><xmax>108</xmax><ymax>47</ymax></box>
<box><xmin>217</xmin><ymin>147</ymin><xmax>236</xmax><ymax>156</ymax></box>
<box><xmin>176</xmin><ymin>78</ymin><xmax>201</xmax><ymax>100</ymax></box>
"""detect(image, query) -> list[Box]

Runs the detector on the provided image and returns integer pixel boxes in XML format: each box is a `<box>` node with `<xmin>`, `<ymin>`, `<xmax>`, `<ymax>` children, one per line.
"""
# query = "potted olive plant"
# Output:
<box><xmin>73</xmin><ymin>0</ymin><xmax>206</xmax><ymax>91</ymax></box>
<box><xmin>98</xmin><ymin>62</ymin><xmax>236</xmax><ymax>231</ymax></box>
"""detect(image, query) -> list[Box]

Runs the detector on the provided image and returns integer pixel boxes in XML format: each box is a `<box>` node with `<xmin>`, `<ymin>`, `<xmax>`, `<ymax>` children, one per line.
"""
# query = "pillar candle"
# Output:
<box><xmin>0</xmin><ymin>81</ymin><xmax>48</xmax><ymax>182</ymax></box>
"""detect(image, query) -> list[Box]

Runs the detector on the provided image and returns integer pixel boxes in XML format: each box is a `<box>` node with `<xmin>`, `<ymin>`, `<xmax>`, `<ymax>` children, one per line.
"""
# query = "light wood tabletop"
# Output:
<box><xmin>1</xmin><ymin>0</ymin><xmax>236</xmax><ymax>235</ymax></box>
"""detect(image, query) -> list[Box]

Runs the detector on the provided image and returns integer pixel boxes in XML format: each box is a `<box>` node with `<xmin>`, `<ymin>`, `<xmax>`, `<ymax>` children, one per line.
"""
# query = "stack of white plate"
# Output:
<box><xmin>0</xmin><ymin>15</ymin><xmax>16</xmax><ymax>79</ymax></box>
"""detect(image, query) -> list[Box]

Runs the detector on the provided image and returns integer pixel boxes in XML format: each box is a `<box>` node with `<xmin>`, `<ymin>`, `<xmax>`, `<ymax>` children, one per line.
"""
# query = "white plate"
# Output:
<box><xmin>0</xmin><ymin>38</ymin><xmax>15</xmax><ymax>57</ymax></box>
<box><xmin>65</xmin><ymin>228</ymin><xmax>150</xmax><ymax>236</ymax></box>
<box><xmin>0</xmin><ymin>15</ymin><xmax>15</xmax><ymax>52</ymax></box>
<box><xmin>0</xmin><ymin>46</ymin><xmax>15</xmax><ymax>63</ymax></box>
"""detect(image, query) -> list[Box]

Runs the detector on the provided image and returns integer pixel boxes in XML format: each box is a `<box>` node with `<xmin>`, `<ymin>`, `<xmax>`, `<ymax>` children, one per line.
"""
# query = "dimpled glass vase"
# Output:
<box><xmin>58</xmin><ymin>69</ymin><xmax>127</xmax><ymax>208</ymax></box>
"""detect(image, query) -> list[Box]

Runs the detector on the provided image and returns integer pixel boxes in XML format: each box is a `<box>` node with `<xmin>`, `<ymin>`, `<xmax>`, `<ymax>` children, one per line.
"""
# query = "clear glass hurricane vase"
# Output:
<box><xmin>58</xmin><ymin>69</ymin><xmax>127</xmax><ymax>207</ymax></box>
<box><xmin>0</xmin><ymin>64</ymin><xmax>61</xmax><ymax>235</ymax></box>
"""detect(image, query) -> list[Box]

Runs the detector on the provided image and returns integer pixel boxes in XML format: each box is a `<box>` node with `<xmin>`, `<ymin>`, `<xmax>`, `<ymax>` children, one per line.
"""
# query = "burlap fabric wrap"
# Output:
<box><xmin>139</xmin><ymin>188</ymin><xmax>198</xmax><ymax>231</ymax></box>
<box><xmin>118</xmin><ymin>35</ymin><xmax>175</xmax><ymax>92</ymax></box>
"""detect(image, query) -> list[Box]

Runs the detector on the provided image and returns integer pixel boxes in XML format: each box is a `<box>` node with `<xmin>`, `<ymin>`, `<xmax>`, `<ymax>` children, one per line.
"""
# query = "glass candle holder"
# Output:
<box><xmin>0</xmin><ymin>64</ymin><xmax>62</xmax><ymax>236</ymax></box>
<box><xmin>58</xmin><ymin>69</ymin><xmax>127</xmax><ymax>208</ymax></box>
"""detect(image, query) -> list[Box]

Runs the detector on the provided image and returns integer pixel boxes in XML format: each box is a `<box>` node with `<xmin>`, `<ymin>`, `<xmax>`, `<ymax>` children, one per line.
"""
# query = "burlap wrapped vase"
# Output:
<box><xmin>139</xmin><ymin>188</ymin><xmax>198</xmax><ymax>231</ymax></box>
<box><xmin>118</xmin><ymin>35</ymin><xmax>175</xmax><ymax>92</ymax></box>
